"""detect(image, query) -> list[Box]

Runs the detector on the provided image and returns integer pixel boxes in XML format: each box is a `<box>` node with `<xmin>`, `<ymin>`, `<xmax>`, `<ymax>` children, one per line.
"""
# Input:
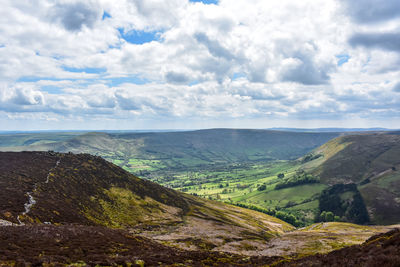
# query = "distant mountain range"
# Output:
<box><xmin>268</xmin><ymin>127</ymin><xmax>395</xmax><ymax>132</ymax></box>
<box><xmin>0</xmin><ymin>129</ymin><xmax>341</xmax><ymax>164</ymax></box>
<box><xmin>0</xmin><ymin>127</ymin><xmax>396</xmax><ymax>135</ymax></box>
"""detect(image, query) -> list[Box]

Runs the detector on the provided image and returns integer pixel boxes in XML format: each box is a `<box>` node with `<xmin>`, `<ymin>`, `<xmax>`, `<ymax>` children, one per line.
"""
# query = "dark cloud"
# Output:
<box><xmin>194</xmin><ymin>33</ymin><xmax>235</xmax><ymax>60</ymax></box>
<box><xmin>394</xmin><ymin>82</ymin><xmax>400</xmax><ymax>92</ymax></box>
<box><xmin>192</xmin><ymin>56</ymin><xmax>232</xmax><ymax>83</ymax></box>
<box><xmin>281</xmin><ymin>54</ymin><xmax>331</xmax><ymax>85</ymax></box>
<box><xmin>248</xmin><ymin>68</ymin><xmax>266</xmax><ymax>83</ymax></box>
<box><xmin>52</xmin><ymin>2</ymin><xmax>102</xmax><ymax>31</ymax></box>
<box><xmin>165</xmin><ymin>71</ymin><xmax>190</xmax><ymax>84</ymax></box>
<box><xmin>341</xmin><ymin>0</ymin><xmax>400</xmax><ymax>24</ymax></box>
<box><xmin>349</xmin><ymin>32</ymin><xmax>400</xmax><ymax>52</ymax></box>
<box><xmin>11</xmin><ymin>88</ymin><xmax>44</xmax><ymax>106</ymax></box>
<box><xmin>87</xmin><ymin>98</ymin><xmax>116</xmax><ymax>108</ymax></box>
<box><xmin>115</xmin><ymin>93</ymin><xmax>142</xmax><ymax>111</ymax></box>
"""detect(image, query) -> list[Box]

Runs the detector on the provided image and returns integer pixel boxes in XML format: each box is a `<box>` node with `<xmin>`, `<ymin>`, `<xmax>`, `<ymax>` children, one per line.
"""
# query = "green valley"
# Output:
<box><xmin>1</xmin><ymin>129</ymin><xmax>400</xmax><ymax>227</ymax></box>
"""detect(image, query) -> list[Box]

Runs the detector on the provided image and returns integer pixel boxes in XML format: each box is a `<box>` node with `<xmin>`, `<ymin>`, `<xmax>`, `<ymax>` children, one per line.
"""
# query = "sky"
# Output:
<box><xmin>1</xmin><ymin>0</ymin><xmax>400</xmax><ymax>130</ymax></box>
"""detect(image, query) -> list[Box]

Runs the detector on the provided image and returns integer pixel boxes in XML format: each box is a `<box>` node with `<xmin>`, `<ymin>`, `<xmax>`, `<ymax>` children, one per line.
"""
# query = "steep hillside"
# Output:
<box><xmin>0</xmin><ymin>151</ymin><xmax>189</xmax><ymax>226</ymax></box>
<box><xmin>300</xmin><ymin>133</ymin><xmax>400</xmax><ymax>224</ymax></box>
<box><xmin>0</xmin><ymin>151</ymin><xmax>294</xmax><ymax>255</ymax></box>
<box><xmin>306</xmin><ymin>133</ymin><xmax>400</xmax><ymax>184</ymax></box>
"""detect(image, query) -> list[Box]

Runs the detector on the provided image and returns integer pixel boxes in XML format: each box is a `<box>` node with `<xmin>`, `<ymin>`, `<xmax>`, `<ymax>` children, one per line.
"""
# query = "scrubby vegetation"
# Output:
<box><xmin>277</xmin><ymin>228</ymin><xmax>400</xmax><ymax>266</ymax></box>
<box><xmin>0</xmin><ymin>225</ymin><xmax>281</xmax><ymax>266</ymax></box>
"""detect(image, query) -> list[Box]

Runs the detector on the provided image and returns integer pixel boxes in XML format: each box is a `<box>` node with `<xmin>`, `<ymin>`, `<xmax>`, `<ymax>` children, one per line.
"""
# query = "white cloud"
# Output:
<box><xmin>0</xmin><ymin>0</ymin><xmax>399</xmax><ymax>130</ymax></box>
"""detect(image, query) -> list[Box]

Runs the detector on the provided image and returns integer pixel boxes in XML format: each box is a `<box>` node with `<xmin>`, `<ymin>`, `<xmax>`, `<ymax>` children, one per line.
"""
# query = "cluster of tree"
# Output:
<box><xmin>302</xmin><ymin>153</ymin><xmax>322</xmax><ymax>163</ymax></box>
<box><xmin>236</xmin><ymin>184</ymin><xmax>250</xmax><ymax>190</ymax></box>
<box><xmin>275</xmin><ymin>172</ymin><xmax>320</xmax><ymax>190</ymax></box>
<box><xmin>221</xmin><ymin>188</ymin><xmax>234</xmax><ymax>194</ymax></box>
<box><xmin>317</xmin><ymin>183</ymin><xmax>369</xmax><ymax>224</ymax></box>
<box><xmin>317</xmin><ymin>211</ymin><xmax>341</xmax><ymax>222</ymax></box>
<box><xmin>233</xmin><ymin>203</ymin><xmax>304</xmax><ymax>227</ymax></box>
<box><xmin>277</xmin><ymin>173</ymin><xmax>285</xmax><ymax>179</ymax></box>
<box><xmin>257</xmin><ymin>184</ymin><xmax>266</xmax><ymax>191</ymax></box>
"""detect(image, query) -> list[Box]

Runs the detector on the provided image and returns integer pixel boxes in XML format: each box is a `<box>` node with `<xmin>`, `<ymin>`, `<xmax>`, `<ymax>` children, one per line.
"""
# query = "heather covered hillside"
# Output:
<box><xmin>0</xmin><ymin>151</ymin><xmax>295</xmax><ymax>256</ymax></box>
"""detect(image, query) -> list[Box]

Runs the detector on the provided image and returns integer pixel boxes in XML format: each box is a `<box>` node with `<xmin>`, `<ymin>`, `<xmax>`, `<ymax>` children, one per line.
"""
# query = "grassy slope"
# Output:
<box><xmin>263</xmin><ymin>222</ymin><xmax>399</xmax><ymax>258</ymax></box>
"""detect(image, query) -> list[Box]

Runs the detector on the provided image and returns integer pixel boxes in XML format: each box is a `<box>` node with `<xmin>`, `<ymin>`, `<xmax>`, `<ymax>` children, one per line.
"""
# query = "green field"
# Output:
<box><xmin>120</xmin><ymin>159</ymin><xmax>323</xmax><ymax>225</ymax></box>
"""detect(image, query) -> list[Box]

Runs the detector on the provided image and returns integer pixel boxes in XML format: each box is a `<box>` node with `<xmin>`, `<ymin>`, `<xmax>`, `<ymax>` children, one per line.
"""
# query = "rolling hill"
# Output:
<box><xmin>0</xmin><ymin>129</ymin><xmax>340</xmax><ymax>170</ymax></box>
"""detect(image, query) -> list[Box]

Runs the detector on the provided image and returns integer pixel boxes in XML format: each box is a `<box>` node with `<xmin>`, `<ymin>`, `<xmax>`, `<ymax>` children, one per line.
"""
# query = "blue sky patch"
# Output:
<box><xmin>40</xmin><ymin>85</ymin><xmax>64</xmax><ymax>94</ymax></box>
<box><xmin>118</xmin><ymin>29</ymin><xmax>161</xmax><ymax>44</ymax></box>
<box><xmin>190</xmin><ymin>0</ymin><xmax>219</xmax><ymax>4</ymax></box>
<box><xmin>189</xmin><ymin>80</ymin><xmax>201</xmax><ymax>86</ymax></box>
<box><xmin>232</xmin><ymin>72</ymin><xmax>246</xmax><ymax>80</ymax></box>
<box><xmin>62</xmin><ymin>66</ymin><xmax>106</xmax><ymax>74</ymax></box>
<box><xmin>17</xmin><ymin>77</ymin><xmax>63</xmax><ymax>83</ymax></box>
<box><xmin>102</xmin><ymin>11</ymin><xmax>111</xmax><ymax>20</ymax></box>
<box><xmin>107</xmin><ymin>76</ymin><xmax>150</xmax><ymax>86</ymax></box>
<box><xmin>336</xmin><ymin>54</ymin><xmax>350</xmax><ymax>66</ymax></box>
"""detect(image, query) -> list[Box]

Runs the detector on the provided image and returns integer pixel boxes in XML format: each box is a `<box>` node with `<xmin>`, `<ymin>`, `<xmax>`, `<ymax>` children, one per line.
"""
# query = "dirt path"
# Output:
<box><xmin>17</xmin><ymin>159</ymin><xmax>61</xmax><ymax>224</ymax></box>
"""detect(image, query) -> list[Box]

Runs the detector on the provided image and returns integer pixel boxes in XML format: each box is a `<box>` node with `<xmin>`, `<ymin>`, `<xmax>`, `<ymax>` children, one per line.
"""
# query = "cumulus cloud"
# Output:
<box><xmin>194</xmin><ymin>33</ymin><xmax>235</xmax><ymax>61</ymax></box>
<box><xmin>0</xmin><ymin>0</ymin><xmax>399</xmax><ymax>129</ymax></box>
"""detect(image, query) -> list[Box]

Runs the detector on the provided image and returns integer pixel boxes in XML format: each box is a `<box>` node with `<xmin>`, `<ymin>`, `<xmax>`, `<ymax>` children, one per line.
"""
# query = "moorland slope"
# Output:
<box><xmin>0</xmin><ymin>151</ymin><xmax>294</xmax><ymax>255</ymax></box>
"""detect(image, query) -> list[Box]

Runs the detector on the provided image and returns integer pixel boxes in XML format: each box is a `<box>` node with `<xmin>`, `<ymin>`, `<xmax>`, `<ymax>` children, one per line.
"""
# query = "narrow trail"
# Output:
<box><xmin>17</xmin><ymin>159</ymin><xmax>61</xmax><ymax>225</ymax></box>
